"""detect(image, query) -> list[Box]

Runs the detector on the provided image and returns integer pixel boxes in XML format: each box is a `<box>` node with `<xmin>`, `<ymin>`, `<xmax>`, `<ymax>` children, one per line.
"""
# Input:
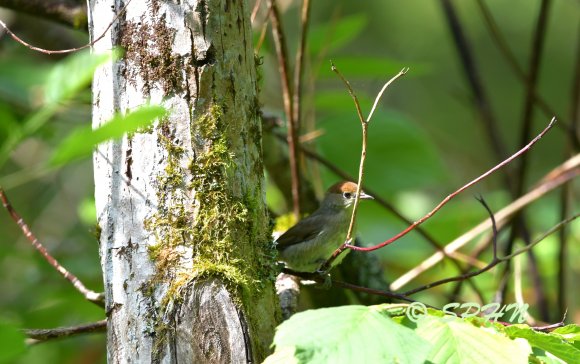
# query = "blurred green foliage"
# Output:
<box><xmin>0</xmin><ymin>0</ymin><xmax>578</xmax><ymax>363</ymax></box>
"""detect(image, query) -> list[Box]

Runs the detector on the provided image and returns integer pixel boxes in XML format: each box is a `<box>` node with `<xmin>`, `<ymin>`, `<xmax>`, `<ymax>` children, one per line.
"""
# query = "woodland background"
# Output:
<box><xmin>0</xmin><ymin>0</ymin><xmax>578</xmax><ymax>362</ymax></box>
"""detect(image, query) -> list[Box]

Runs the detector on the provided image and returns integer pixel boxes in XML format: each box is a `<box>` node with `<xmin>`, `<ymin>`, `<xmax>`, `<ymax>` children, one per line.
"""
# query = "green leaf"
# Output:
<box><xmin>415</xmin><ymin>316</ymin><xmax>530</xmax><ymax>364</ymax></box>
<box><xmin>317</xmin><ymin>57</ymin><xmax>430</xmax><ymax>79</ymax></box>
<box><xmin>44</xmin><ymin>48</ymin><xmax>120</xmax><ymax>106</ymax></box>
<box><xmin>50</xmin><ymin>105</ymin><xmax>167</xmax><ymax>166</ymax></box>
<box><xmin>505</xmin><ymin>324</ymin><xmax>580</xmax><ymax>364</ymax></box>
<box><xmin>309</xmin><ymin>15</ymin><xmax>367</xmax><ymax>55</ymax></box>
<box><xmin>268</xmin><ymin>305</ymin><xmax>431</xmax><ymax>364</ymax></box>
<box><xmin>0</xmin><ymin>323</ymin><xmax>26</xmax><ymax>363</ymax></box>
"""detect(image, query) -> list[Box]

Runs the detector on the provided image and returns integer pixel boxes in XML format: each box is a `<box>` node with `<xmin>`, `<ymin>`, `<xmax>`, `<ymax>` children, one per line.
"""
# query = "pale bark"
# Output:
<box><xmin>88</xmin><ymin>0</ymin><xmax>277</xmax><ymax>362</ymax></box>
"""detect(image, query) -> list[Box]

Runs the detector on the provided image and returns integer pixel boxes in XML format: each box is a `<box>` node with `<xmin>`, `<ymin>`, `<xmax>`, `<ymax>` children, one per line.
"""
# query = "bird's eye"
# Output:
<box><xmin>343</xmin><ymin>192</ymin><xmax>352</xmax><ymax>199</ymax></box>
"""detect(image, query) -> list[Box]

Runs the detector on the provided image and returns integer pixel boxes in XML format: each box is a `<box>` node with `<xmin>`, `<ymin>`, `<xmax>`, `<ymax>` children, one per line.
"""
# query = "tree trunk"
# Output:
<box><xmin>88</xmin><ymin>0</ymin><xmax>278</xmax><ymax>362</ymax></box>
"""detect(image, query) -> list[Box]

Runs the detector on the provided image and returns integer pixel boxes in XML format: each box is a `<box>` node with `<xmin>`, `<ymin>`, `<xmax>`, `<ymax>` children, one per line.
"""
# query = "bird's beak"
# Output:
<box><xmin>359</xmin><ymin>191</ymin><xmax>374</xmax><ymax>200</ymax></box>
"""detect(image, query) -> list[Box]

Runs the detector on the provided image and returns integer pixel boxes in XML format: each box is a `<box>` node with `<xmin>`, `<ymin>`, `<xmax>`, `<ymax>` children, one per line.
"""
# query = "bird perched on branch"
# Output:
<box><xmin>275</xmin><ymin>181</ymin><xmax>373</xmax><ymax>273</ymax></box>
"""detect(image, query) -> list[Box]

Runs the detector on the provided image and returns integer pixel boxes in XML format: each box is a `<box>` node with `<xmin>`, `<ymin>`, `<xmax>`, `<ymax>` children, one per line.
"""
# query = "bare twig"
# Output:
<box><xmin>475</xmin><ymin>0</ymin><xmax>577</xmax><ymax>147</ymax></box>
<box><xmin>440</xmin><ymin>0</ymin><xmax>510</xmax><ymax>174</ymax></box>
<box><xmin>0</xmin><ymin>0</ymin><xmax>131</xmax><ymax>54</ymax></box>
<box><xmin>24</xmin><ymin>320</ymin><xmax>107</xmax><ymax>344</ymax></box>
<box><xmin>282</xmin><ymin>268</ymin><xmax>417</xmax><ymax>304</ymax></box>
<box><xmin>320</xmin><ymin>65</ymin><xmax>408</xmax><ymax>271</ymax></box>
<box><xmin>513</xmin><ymin>0</ymin><xmax>552</xmax><ymax>198</ymax></box>
<box><xmin>0</xmin><ymin>0</ymin><xmax>87</xmax><ymax>29</ymax></box>
<box><xmin>391</xmin><ymin>154</ymin><xmax>578</xmax><ymax>290</ymax></box>
<box><xmin>267</xmin><ymin>0</ymin><xmax>301</xmax><ymax>219</ymax></box>
<box><xmin>558</xmin><ymin>23</ymin><xmax>580</xmax><ymax>318</ymax></box>
<box><xmin>400</xmin><ymin>212</ymin><xmax>578</xmax><ymax>297</ymax></box>
<box><xmin>250</xmin><ymin>0</ymin><xmax>262</xmax><ymax>24</ymax></box>
<box><xmin>351</xmin><ymin>118</ymin><xmax>556</xmax><ymax>254</ymax></box>
<box><xmin>0</xmin><ymin>187</ymin><xmax>104</xmax><ymax>307</ymax></box>
<box><xmin>292</xmin><ymin>0</ymin><xmax>311</xmax><ymax>143</ymax></box>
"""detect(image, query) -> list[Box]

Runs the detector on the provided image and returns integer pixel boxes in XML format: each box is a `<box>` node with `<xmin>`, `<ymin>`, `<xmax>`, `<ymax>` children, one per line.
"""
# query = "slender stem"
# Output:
<box><xmin>350</xmin><ymin>118</ymin><xmax>556</xmax><ymax>253</ymax></box>
<box><xmin>513</xmin><ymin>0</ymin><xmax>552</xmax><ymax>198</ymax></box>
<box><xmin>320</xmin><ymin>66</ymin><xmax>407</xmax><ymax>270</ymax></box>
<box><xmin>475</xmin><ymin>0</ymin><xmax>577</xmax><ymax>147</ymax></box>
<box><xmin>24</xmin><ymin>320</ymin><xmax>107</xmax><ymax>344</ymax></box>
<box><xmin>267</xmin><ymin>0</ymin><xmax>301</xmax><ymax>219</ymax></box>
<box><xmin>391</xmin><ymin>155</ymin><xmax>578</xmax><ymax>291</ymax></box>
<box><xmin>0</xmin><ymin>187</ymin><xmax>104</xmax><ymax>307</ymax></box>
<box><xmin>440</xmin><ymin>0</ymin><xmax>510</xmax><ymax>175</ymax></box>
<box><xmin>401</xmin><ymin>214</ymin><xmax>578</xmax><ymax>297</ymax></box>
<box><xmin>0</xmin><ymin>0</ymin><xmax>131</xmax><ymax>54</ymax></box>
<box><xmin>292</xmin><ymin>0</ymin><xmax>311</xmax><ymax>143</ymax></box>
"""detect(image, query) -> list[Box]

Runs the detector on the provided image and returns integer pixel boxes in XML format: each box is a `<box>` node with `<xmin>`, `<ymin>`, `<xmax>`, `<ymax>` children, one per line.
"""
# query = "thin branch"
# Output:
<box><xmin>400</xmin><ymin>213</ymin><xmax>578</xmax><ymax>297</ymax></box>
<box><xmin>0</xmin><ymin>0</ymin><xmax>131</xmax><ymax>54</ymax></box>
<box><xmin>0</xmin><ymin>0</ymin><xmax>87</xmax><ymax>29</ymax></box>
<box><xmin>292</xmin><ymin>0</ymin><xmax>311</xmax><ymax>142</ymax></box>
<box><xmin>250</xmin><ymin>0</ymin><xmax>262</xmax><ymax>24</ymax></box>
<box><xmin>0</xmin><ymin>187</ymin><xmax>104</xmax><ymax>307</ymax></box>
<box><xmin>24</xmin><ymin>320</ymin><xmax>107</xmax><ymax>344</ymax></box>
<box><xmin>282</xmin><ymin>268</ymin><xmax>417</xmax><ymax>304</ymax></box>
<box><xmin>475</xmin><ymin>0</ymin><xmax>577</xmax><ymax>147</ymax></box>
<box><xmin>320</xmin><ymin>66</ymin><xmax>408</xmax><ymax>271</ymax></box>
<box><xmin>513</xmin><ymin>0</ymin><xmax>552</xmax><ymax>198</ymax></box>
<box><xmin>440</xmin><ymin>0</ymin><xmax>510</xmax><ymax>173</ymax></box>
<box><xmin>267</xmin><ymin>0</ymin><xmax>301</xmax><ymax>219</ymax></box>
<box><xmin>350</xmin><ymin>117</ymin><xmax>556</xmax><ymax>254</ymax></box>
<box><xmin>558</xmin><ymin>23</ymin><xmax>580</xmax><ymax>318</ymax></box>
<box><xmin>391</xmin><ymin>155</ymin><xmax>578</xmax><ymax>290</ymax></box>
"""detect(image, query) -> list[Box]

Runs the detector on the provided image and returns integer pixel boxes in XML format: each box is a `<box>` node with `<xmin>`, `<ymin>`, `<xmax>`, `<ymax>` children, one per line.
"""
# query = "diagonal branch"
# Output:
<box><xmin>0</xmin><ymin>187</ymin><xmax>104</xmax><ymax>307</ymax></box>
<box><xmin>0</xmin><ymin>0</ymin><xmax>87</xmax><ymax>29</ymax></box>
<box><xmin>391</xmin><ymin>153</ymin><xmax>579</xmax><ymax>290</ymax></box>
<box><xmin>350</xmin><ymin>117</ymin><xmax>556</xmax><ymax>254</ymax></box>
<box><xmin>24</xmin><ymin>319</ymin><xmax>107</xmax><ymax>344</ymax></box>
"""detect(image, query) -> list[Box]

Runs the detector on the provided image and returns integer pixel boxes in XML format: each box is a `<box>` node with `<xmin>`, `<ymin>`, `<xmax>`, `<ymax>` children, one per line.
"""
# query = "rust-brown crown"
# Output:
<box><xmin>326</xmin><ymin>181</ymin><xmax>360</xmax><ymax>195</ymax></box>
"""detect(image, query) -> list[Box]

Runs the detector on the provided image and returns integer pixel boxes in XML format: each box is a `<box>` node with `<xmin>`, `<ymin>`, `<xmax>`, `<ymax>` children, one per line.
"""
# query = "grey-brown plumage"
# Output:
<box><xmin>275</xmin><ymin>181</ymin><xmax>373</xmax><ymax>272</ymax></box>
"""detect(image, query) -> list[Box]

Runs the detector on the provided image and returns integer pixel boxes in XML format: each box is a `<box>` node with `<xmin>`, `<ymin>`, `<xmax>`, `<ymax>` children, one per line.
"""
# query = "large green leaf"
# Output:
<box><xmin>415</xmin><ymin>316</ymin><xmax>530</xmax><ymax>364</ymax></box>
<box><xmin>505</xmin><ymin>324</ymin><xmax>580</xmax><ymax>364</ymax></box>
<box><xmin>308</xmin><ymin>15</ymin><xmax>367</xmax><ymax>55</ymax></box>
<box><xmin>268</xmin><ymin>305</ymin><xmax>431</xmax><ymax>364</ymax></box>
<box><xmin>50</xmin><ymin>105</ymin><xmax>167</xmax><ymax>166</ymax></box>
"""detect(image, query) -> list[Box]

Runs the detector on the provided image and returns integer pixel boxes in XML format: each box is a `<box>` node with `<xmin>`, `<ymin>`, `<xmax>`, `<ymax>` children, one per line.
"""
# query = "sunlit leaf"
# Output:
<box><xmin>50</xmin><ymin>105</ymin><xmax>167</xmax><ymax>166</ymax></box>
<box><xmin>415</xmin><ymin>316</ymin><xmax>530</xmax><ymax>364</ymax></box>
<box><xmin>505</xmin><ymin>324</ymin><xmax>580</xmax><ymax>364</ymax></box>
<box><xmin>269</xmin><ymin>305</ymin><xmax>431</xmax><ymax>364</ymax></box>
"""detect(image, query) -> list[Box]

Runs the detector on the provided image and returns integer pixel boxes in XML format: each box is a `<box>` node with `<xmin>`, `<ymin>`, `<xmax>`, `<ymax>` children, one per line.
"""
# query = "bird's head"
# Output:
<box><xmin>321</xmin><ymin>181</ymin><xmax>374</xmax><ymax>210</ymax></box>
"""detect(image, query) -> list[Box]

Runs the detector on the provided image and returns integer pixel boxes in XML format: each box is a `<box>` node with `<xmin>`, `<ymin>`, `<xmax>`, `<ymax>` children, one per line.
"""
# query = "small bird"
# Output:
<box><xmin>275</xmin><ymin>181</ymin><xmax>373</xmax><ymax>273</ymax></box>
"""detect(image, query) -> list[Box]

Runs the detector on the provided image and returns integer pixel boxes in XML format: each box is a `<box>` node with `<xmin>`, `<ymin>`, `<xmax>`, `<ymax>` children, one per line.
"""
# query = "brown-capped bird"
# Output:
<box><xmin>275</xmin><ymin>181</ymin><xmax>373</xmax><ymax>272</ymax></box>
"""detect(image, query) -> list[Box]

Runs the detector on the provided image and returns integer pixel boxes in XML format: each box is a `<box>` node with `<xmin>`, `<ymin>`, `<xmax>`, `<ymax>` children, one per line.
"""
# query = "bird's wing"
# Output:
<box><xmin>275</xmin><ymin>214</ymin><xmax>327</xmax><ymax>249</ymax></box>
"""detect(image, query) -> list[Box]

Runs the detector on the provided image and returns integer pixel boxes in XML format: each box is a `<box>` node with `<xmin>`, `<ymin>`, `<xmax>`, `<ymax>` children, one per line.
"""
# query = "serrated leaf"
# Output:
<box><xmin>309</xmin><ymin>15</ymin><xmax>367</xmax><ymax>55</ymax></box>
<box><xmin>0</xmin><ymin>323</ymin><xmax>26</xmax><ymax>363</ymax></box>
<box><xmin>50</xmin><ymin>105</ymin><xmax>167</xmax><ymax>166</ymax></box>
<box><xmin>505</xmin><ymin>324</ymin><xmax>580</xmax><ymax>364</ymax></box>
<box><xmin>44</xmin><ymin>48</ymin><xmax>120</xmax><ymax>106</ymax></box>
<box><xmin>415</xmin><ymin>316</ymin><xmax>530</xmax><ymax>364</ymax></box>
<box><xmin>271</xmin><ymin>305</ymin><xmax>431</xmax><ymax>364</ymax></box>
<box><xmin>552</xmin><ymin>324</ymin><xmax>580</xmax><ymax>342</ymax></box>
